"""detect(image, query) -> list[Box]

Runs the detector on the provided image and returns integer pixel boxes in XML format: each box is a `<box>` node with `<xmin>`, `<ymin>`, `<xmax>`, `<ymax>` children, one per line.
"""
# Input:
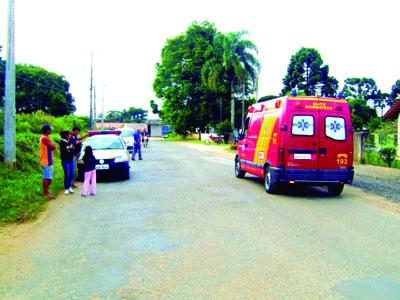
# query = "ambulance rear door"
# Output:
<box><xmin>286</xmin><ymin>112</ymin><xmax>320</xmax><ymax>180</ymax></box>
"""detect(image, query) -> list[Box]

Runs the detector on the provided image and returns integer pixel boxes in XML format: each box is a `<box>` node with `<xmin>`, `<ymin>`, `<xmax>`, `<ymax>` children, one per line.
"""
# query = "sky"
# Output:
<box><xmin>1</xmin><ymin>0</ymin><xmax>399</xmax><ymax>118</ymax></box>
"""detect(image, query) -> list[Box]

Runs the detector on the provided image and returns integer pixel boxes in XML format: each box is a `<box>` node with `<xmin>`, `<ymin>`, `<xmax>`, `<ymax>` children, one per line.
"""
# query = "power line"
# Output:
<box><xmin>14</xmin><ymin>75</ymin><xmax>71</xmax><ymax>94</ymax></box>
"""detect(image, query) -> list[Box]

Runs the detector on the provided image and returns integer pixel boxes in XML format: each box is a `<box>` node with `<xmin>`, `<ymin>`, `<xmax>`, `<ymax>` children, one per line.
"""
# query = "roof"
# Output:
<box><xmin>383</xmin><ymin>100</ymin><xmax>400</xmax><ymax>120</ymax></box>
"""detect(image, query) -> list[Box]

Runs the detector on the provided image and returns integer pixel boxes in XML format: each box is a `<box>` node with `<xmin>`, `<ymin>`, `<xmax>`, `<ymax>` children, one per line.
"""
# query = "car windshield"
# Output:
<box><xmin>87</xmin><ymin>136</ymin><xmax>124</xmax><ymax>150</ymax></box>
<box><xmin>120</xmin><ymin>130</ymin><xmax>133</xmax><ymax>138</ymax></box>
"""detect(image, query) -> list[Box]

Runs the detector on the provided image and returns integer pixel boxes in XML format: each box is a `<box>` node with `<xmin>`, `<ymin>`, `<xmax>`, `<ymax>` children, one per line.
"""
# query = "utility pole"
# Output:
<box><xmin>4</xmin><ymin>0</ymin><xmax>16</xmax><ymax>169</ymax></box>
<box><xmin>101</xmin><ymin>84</ymin><xmax>105</xmax><ymax>128</ymax></box>
<box><xmin>93</xmin><ymin>85</ymin><xmax>96</xmax><ymax>128</ymax></box>
<box><xmin>89</xmin><ymin>53</ymin><xmax>93</xmax><ymax>129</ymax></box>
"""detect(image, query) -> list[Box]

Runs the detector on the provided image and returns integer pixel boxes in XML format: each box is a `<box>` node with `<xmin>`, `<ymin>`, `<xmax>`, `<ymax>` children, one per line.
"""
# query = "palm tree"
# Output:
<box><xmin>220</xmin><ymin>31</ymin><xmax>260</xmax><ymax>129</ymax></box>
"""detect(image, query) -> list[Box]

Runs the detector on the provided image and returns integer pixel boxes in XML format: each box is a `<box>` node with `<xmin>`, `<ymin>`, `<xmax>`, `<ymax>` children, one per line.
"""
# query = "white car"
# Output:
<box><xmin>78</xmin><ymin>133</ymin><xmax>130</xmax><ymax>180</ymax></box>
<box><xmin>120</xmin><ymin>128</ymin><xmax>135</xmax><ymax>152</ymax></box>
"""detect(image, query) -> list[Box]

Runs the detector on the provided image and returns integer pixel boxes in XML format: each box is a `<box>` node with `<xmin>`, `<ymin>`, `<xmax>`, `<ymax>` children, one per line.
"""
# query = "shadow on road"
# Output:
<box><xmin>242</xmin><ymin>175</ymin><xmax>343</xmax><ymax>200</ymax></box>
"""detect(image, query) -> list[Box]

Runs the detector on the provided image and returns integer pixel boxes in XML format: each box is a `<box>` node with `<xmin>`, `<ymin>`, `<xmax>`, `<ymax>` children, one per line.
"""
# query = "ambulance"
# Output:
<box><xmin>235</xmin><ymin>94</ymin><xmax>354</xmax><ymax>195</ymax></box>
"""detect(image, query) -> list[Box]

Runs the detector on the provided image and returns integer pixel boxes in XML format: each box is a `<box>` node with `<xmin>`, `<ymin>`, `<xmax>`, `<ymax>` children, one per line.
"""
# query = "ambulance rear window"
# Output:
<box><xmin>292</xmin><ymin>115</ymin><xmax>314</xmax><ymax>136</ymax></box>
<box><xmin>325</xmin><ymin>117</ymin><xmax>346</xmax><ymax>141</ymax></box>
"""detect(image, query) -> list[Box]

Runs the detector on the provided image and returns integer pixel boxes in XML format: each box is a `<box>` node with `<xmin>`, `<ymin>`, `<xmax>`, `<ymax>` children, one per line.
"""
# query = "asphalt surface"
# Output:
<box><xmin>1</xmin><ymin>140</ymin><xmax>400</xmax><ymax>299</ymax></box>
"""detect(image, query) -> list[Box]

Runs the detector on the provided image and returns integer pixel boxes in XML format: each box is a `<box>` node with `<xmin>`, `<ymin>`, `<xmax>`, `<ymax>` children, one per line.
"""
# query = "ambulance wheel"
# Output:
<box><xmin>328</xmin><ymin>183</ymin><xmax>344</xmax><ymax>196</ymax></box>
<box><xmin>264</xmin><ymin>166</ymin><xmax>278</xmax><ymax>194</ymax></box>
<box><xmin>235</xmin><ymin>158</ymin><xmax>246</xmax><ymax>178</ymax></box>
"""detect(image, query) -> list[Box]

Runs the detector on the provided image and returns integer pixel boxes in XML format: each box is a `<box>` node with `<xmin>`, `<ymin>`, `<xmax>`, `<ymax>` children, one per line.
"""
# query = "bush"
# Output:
<box><xmin>378</xmin><ymin>147</ymin><xmax>397</xmax><ymax>168</ymax></box>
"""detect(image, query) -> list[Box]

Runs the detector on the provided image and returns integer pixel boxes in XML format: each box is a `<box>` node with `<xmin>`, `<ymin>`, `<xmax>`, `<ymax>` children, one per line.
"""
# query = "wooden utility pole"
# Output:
<box><xmin>89</xmin><ymin>53</ymin><xmax>93</xmax><ymax>129</ymax></box>
<box><xmin>4</xmin><ymin>0</ymin><xmax>16</xmax><ymax>168</ymax></box>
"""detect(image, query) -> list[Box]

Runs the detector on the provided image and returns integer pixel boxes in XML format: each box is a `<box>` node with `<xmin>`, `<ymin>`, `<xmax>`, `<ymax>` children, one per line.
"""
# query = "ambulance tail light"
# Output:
<box><xmin>278</xmin><ymin>147</ymin><xmax>285</xmax><ymax>163</ymax></box>
<box><xmin>295</xmin><ymin>102</ymin><xmax>304</xmax><ymax>108</ymax></box>
<box><xmin>275</xmin><ymin>100</ymin><xmax>281</xmax><ymax>108</ymax></box>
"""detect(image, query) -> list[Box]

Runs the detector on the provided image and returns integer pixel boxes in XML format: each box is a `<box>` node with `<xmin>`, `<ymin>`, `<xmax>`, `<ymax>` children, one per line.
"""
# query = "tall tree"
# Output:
<box><xmin>389</xmin><ymin>79</ymin><xmax>400</xmax><ymax>107</ymax></box>
<box><xmin>153</xmin><ymin>21</ymin><xmax>218</xmax><ymax>135</ymax></box>
<box><xmin>219</xmin><ymin>31</ymin><xmax>260</xmax><ymax>129</ymax></box>
<box><xmin>0</xmin><ymin>63</ymin><xmax>75</xmax><ymax>116</ymax></box>
<box><xmin>282</xmin><ymin>47</ymin><xmax>338</xmax><ymax>97</ymax></box>
<box><xmin>341</xmin><ymin>78</ymin><xmax>379</xmax><ymax>101</ymax></box>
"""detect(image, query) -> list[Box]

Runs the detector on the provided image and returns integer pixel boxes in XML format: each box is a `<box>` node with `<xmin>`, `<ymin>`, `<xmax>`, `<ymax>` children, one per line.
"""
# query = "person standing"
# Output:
<box><xmin>131</xmin><ymin>128</ymin><xmax>143</xmax><ymax>160</ymax></box>
<box><xmin>70</xmin><ymin>127</ymin><xmax>88</xmax><ymax>188</ymax></box>
<box><xmin>39</xmin><ymin>124</ymin><xmax>56</xmax><ymax>199</ymax></box>
<box><xmin>143</xmin><ymin>128</ymin><xmax>149</xmax><ymax>148</ymax></box>
<box><xmin>81</xmin><ymin>146</ymin><xmax>97</xmax><ymax>197</ymax></box>
<box><xmin>59</xmin><ymin>131</ymin><xmax>75</xmax><ymax>195</ymax></box>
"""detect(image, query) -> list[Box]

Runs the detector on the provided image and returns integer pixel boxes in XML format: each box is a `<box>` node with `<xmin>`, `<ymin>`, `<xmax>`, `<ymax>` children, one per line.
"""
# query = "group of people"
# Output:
<box><xmin>39</xmin><ymin>124</ymin><xmax>96</xmax><ymax>199</ymax></box>
<box><xmin>39</xmin><ymin>125</ymin><xmax>150</xmax><ymax>199</ymax></box>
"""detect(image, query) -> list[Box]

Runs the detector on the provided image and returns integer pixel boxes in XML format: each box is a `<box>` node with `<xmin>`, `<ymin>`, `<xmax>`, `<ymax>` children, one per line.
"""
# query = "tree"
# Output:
<box><xmin>218</xmin><ymin>31</ymin><xmax>260</xmax><ymax>129</ymax></box>
<box><xmin>348</xmin><ymin>98</ymin><xmax>379</xmax><ymax>131</ymax></box>
<box><xmin>0</xmin><ymin>63</ymin><xmax>75</xmax><ymax>116</ymax></box>
<box><xmin>153</xmin><ymin>21</ymin><xmax>218</xmax><ymax>136</ymax></box>
<box><xmin>389</xmin><ymin>79</ymin><xmax>400</xmax><ymax>107</ymax></box>
<box><xmin>282</xmin><ymin>48</ymin><xmax>338</xmax><ymax>97</ymax></box>
<box><xmin>341</xmin><ymin>78</ymin><xmax>379</xmax><ymax>101</ymax></box>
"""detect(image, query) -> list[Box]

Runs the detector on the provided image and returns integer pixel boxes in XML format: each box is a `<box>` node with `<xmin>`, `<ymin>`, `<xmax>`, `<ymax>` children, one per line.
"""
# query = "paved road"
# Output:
<box><xmin>1</xmin><ymin>140</ymin><xmax>400</xmax><ymax>299</ymax></box>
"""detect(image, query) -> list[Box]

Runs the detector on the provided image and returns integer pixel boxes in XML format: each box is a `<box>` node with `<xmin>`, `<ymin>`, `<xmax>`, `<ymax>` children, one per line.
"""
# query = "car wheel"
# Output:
<box><xmin>235</xmin><ymin>158</ymin><xmax>246</xmax><ymax>178</ymax></box>
<box><xmin>328</xmin><ymin>183</ymin><xmax>344</xmax><ymax>196</ymax></box>
<box><xmin>122</xmin><ymin>169</ymin><xmax>130</xmax><ymax>180</ymax></box>
<box><xmin>264</xmin><ymin>166</ymin><xmax>278</xmax><ymax>194</ymax></box>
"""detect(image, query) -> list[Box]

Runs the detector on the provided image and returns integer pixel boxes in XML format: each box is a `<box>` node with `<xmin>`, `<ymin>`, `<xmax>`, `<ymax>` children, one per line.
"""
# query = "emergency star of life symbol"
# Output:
<box><xmin>330</xmin><ymin>120</ymin><xmax>341</xmax><ymax>132</ymax></box>
<box><xmin>297</xmin><ymin>119</ymin><xmax>309</xmax><ymax>131</ymax></box>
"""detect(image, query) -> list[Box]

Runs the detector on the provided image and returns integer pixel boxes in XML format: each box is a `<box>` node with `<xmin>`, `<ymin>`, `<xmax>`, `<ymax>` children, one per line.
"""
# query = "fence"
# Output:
<box><xmin>354</xmin><ymin>132</ymin><xmax>399</xmax><ymax>168</ymax></box>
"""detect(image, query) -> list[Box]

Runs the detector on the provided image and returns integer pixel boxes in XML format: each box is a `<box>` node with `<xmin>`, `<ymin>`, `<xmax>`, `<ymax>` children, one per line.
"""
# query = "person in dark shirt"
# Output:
<box><xmin>131</xmin><ymin>128</ymin><xmax>143</xmax><ymax>160</ymax></box>
<box><xmin>81</xmin><ymin>146</ymin><xmax>97</xmax><ymax>197</ymax></box>
<box><xmin>70</xmin><ymin>127</ymin><xmax>89</xmax><ymax>188</ymax></box>
<box><xmin>60</xmin><ymin>131</ymin><xmax>75</xmax><ymax>195</ymax></box>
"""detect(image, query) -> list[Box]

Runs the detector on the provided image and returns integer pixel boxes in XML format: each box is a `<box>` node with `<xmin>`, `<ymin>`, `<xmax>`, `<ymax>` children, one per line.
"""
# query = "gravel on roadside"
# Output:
<box><xmin>352</xmin><ymin>164</ymin><xmax>400</xmax><ymax>204</ymax></box>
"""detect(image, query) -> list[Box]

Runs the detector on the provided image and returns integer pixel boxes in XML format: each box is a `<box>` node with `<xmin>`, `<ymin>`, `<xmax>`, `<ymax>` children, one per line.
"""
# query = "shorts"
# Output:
<box><xmin>43</xmin><ymin>165</ymin><xmax>54</xmax><ymax>180</ymax></box>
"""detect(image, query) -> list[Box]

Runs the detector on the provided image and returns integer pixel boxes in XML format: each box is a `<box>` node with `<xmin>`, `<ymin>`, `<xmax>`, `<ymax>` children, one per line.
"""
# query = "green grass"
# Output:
<box><xmin>0</xmin><ymin>133</ymin><xmax>65</xmax><ymax>224</ymax></box>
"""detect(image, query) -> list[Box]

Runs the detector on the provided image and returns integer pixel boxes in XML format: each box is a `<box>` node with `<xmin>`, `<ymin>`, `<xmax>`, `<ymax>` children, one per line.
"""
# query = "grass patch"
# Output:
<box><xmin>0</xmin><ymin>133</ymin><xmax>65</xmax><ymax>224</ymax></box>
<box><xmin>0</xmin><ymin>111</ymin><xmax>88</xmax><ymax>224</ymax></box>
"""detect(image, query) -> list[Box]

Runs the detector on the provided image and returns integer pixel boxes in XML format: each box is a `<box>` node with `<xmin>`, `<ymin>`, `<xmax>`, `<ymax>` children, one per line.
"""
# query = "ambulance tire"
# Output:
<box><xmin>264</xmin><ymin>166</ymin><xmax>278</xmax><ymax>194</ymax></box>
<box><xmin>328</xmin><ymin>183</ymin><xmax>344</xmax><ymax>196</ymax></box>
<box><xmin>235</xmin><ymin>158</ymin><xmax>246</xmax><ymax>178</ymax></box>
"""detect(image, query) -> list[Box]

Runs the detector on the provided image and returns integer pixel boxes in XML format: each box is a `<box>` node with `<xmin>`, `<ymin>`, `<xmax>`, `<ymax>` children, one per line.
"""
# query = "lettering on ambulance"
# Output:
<box><xmin>254</xmin><ymin>115</ymin><xmax>278</xmax><ymax>166</ymax></box>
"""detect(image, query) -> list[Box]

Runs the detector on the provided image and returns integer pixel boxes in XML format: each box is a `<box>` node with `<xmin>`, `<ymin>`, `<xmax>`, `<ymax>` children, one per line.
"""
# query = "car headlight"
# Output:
<box><xmin>114</xmin><ymin>156</ymin><xmax>129</xmax><ymax>163</ymax></box>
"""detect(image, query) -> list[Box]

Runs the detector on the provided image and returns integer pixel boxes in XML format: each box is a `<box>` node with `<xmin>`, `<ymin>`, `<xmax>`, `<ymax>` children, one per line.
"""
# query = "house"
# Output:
<box><xmin>95</xmin><ymin>120</ymin><xmax>172</xmax><ymax>137</ymax></box>
<box><xmin>383</xmin><ymin>100</ymin><xmax>400</xmax><ymax>157</ymax></box>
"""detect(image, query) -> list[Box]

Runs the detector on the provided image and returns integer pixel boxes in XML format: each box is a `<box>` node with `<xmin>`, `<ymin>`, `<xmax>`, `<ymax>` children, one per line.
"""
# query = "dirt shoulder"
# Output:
<box><xmin>174</xmin><ymin>141</ymin><xmax>400</xmax><ymax>204</ymax></box>
<box><xmin>352</xmin><ymin>164</ymin><xmax>400</xmax><ymax>204</ymax></box>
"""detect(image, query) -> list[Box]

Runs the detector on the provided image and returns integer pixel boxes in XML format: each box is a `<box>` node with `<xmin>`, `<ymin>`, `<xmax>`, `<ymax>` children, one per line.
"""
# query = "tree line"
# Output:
<box><xmin>152</xmin><ymin>22</ymin><xmax>400</xmax><ymax>134</ymax></box>
<box><xmin>0</xmin><ymin>47</ymin><xmax>76</xmax><ymax>116</ymax></box>
<box><xmin>100</xmin><ymin>107</ymin><xmax>148</xmax><ymax>123</ymax></box>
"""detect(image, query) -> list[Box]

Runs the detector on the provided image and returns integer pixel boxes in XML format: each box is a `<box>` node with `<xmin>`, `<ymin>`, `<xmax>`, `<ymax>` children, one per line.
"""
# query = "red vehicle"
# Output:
<box><xmin>235</xmin><ymin>95</ymin><xmax>354</xmax><ymax>195</ymax></box>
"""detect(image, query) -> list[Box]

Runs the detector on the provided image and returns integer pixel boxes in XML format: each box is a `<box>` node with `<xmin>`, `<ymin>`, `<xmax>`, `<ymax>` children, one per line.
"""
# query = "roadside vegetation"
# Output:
<box><xmin>0</xmin><ymin>111</ymin><xmax>88</xmax><ymax>224</ymax></box>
